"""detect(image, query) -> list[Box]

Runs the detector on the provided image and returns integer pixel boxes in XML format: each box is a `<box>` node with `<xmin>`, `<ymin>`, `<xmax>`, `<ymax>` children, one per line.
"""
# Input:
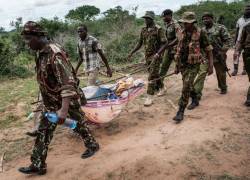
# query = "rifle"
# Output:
<box><xmin>212</xmin><ymin>43</ymin><xmax>231</xmax><ymax>77</ymax></box>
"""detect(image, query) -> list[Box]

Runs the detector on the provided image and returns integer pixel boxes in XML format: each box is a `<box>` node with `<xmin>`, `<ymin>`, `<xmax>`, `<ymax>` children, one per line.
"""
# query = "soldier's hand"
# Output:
<box><xmin>107</xmin><ymin>67</ymin><xmax>112</xmax><ymax>77</ymax></box>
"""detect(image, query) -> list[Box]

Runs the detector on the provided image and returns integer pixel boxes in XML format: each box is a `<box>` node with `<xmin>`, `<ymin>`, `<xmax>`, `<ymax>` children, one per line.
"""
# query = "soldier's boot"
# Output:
<box><xmin>187</xmin><ymin>97</ymin><xmax>199</xmax><ymax>110</ymax></box>
<box><xmin>173</xmin><ymin>106</ymin><xmax>185</xmax><ymax>123</ymax></box>
<box><xmin>81</xmin><ymin>143</ymin><xmax>99</xmax><ymax>159</ymax></box>
<box><xmin>26</xmin><ymin>130</ymin><xmax>38</xmax><ymax>137</ymax></box>
<box><xmin>144</xmin><ymin>95</ymin><xmax>153</xmax><ymax>107</ymax></box>
<box><xmin>244</xmin><ymin>95</ymin><xmax>250</xmax><ymax>107</ymax></box>
<box><xmin>18</xmin><ymin>165</ymin><xmax>47</xmax><ymax>175</ymax></box>
<box><xmin>242</xmin><ymin>66</ymin><xmax>247</xmax><ymax>75</ymax></box>
<box><xmin>231</xmin><ymin>64</ymin><xmax>238</xmax><ymax>76</ymax></box>
<box><xmin>220</xmin><ymin>89</ymin><xmax>227</xmax><ymax>95</ymax></box>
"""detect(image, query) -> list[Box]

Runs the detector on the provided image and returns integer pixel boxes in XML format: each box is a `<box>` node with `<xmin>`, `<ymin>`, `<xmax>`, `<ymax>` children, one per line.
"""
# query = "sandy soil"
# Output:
<box><xmin>1</xmin><ymin>50</ymin><xmax>249</xmax><ymax>180</ymax></box>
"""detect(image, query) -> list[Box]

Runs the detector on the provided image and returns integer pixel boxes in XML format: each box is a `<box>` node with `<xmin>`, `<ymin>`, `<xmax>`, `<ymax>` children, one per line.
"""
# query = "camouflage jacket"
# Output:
<box><xmin>139</xmin><ymin>24</ymin><xmax>167</xmax><ymax>58</ymax></box>
<box><xmin>176</xmin><ymin>26</ymin><xmax>212</xmax><ymax>65</ymax></box>
<box><xmin>238</xmin><ymin>23</ymin><xmax>250</xmax><ymax>51</ymax></box>
<box><xmin>202</xmin><ymin>23</ymin><xmax>231</xmax><ymax>62</ymax></box>
<box><xmin>165</xmin><ymin>19</ymin><xmax>181</xmax><ymax>54</ymax></box>
<box><xmin>36</xmin><ymin>43</ymin><xmax>82</xmax><ymax>111</ymax></box>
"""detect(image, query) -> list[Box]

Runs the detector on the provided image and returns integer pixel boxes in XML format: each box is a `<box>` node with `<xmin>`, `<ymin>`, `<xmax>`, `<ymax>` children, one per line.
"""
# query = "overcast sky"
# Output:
<box><xmin>0</xmin><ymin>0</ymin><xmax>201</xmax><ymax>30</ymax></box>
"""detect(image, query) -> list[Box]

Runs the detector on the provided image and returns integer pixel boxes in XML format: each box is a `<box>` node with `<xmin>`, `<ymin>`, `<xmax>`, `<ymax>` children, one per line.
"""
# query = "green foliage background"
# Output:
<box><xmin>0</xmin><ymin>1</ymin><xmax>250</xmax><ymax>78</ymax></box>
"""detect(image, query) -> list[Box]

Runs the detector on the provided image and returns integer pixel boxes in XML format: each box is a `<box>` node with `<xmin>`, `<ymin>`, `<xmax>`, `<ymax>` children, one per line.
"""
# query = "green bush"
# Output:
<box><xmin>64</xmin><ymin>38</ymin><xmax>78</xmax><ymax>61</ymax></box>
<box><xmin>175</xmin><ymin>0</ymin><xmax>249</xmax><ymax>30</ymax></box>
<box><xmin>0</xmin><ymin>37</ymin><xmax>32</xmax><ymax>78</ymax></box>
<box><xmin>105</xmin><ymin>31</ymin><xmax>142</xmax><ymax>63</ymax></box>
<box><xmin>14</xmin><ymin>51</ymin><xmax>33</xmax><ymax>66</ymax></box>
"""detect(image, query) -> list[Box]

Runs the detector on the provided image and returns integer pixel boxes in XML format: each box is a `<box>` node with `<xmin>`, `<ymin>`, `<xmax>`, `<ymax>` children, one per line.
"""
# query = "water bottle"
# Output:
<box><xmin>44</xmin><ymin>112</ymin><xmax>77</xmax><ymax>129</ymax></box>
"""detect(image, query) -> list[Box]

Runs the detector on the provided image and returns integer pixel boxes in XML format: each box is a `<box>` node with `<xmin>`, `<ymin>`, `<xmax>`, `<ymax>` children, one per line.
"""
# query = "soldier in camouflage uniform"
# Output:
<box><xmin>203</xmin><ymin>12</ymin><xmax>231</xmax><ymax>95</ymax></box>
<box><xmin>156</xmin><ymin>9</ymin><xmax>181</xmax><ymax>96</ymax></box>
<box><xmin>128</xmin><ymin>11</ymin><xmax>167</xmax><ymax>106</ymax></box>
<box><xmin>18</xmin><ymin>21</ymin><xmax>99</xmax><ymax>175</ymax></box>
<box><xmin>188</xmin><ymin>12</ymin><xmax>231</xmax><ymax>110</ymax></box>
<box><xmin>234</xmin><ymin>12</ymin><xmax>250</xmax><ymax>106</ymax></box>
<box><xmin>173</xmin><ymin>12</ymin><xmax>213</xmax><ymax>122</ymax></box>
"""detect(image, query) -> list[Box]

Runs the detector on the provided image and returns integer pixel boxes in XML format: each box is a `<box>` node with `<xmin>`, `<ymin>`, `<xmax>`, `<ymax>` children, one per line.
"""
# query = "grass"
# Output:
<box><xmin>0</xmin><ymin>137</ymin><xmax>33</xmax><ymax>162</ymax></box>
<box><xmin>0</xmin><ymin>113</ymin><xmax>19</xmax><ymax>129</ymax></box>
<box><xmin>0</xmin><ymin>77</ymin><xmax>39</xmax><ymax>131</ymax></box>
<box><xmin>0</xmin><ymin>77</ymin><xmax>38</xmax><ymax>112</ymax></box>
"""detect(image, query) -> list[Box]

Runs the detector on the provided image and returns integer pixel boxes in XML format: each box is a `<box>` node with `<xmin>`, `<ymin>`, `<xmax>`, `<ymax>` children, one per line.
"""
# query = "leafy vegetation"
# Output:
<box><xmin>1</xmin><ymin>0</ymin><xmax>250</xmax><ymax>78</ymax></box>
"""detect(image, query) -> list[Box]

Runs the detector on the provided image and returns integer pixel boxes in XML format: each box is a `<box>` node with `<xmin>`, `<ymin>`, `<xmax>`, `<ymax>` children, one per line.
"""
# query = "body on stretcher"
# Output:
<box><xmin>81</xmin><ymin>77</ymin><xmax>144</xmax><ymax>123</ymax></box>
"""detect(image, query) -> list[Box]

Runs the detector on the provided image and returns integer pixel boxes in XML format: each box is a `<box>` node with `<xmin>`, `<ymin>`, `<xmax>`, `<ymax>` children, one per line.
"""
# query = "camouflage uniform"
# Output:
<box><xmin>176</xmin><ymin>26</ymin><xmax>212</xmax><ymax>108</ymax></box>
<box><xmin>192</xmin><ymin>62</ymin><xmax>209</xmax><ymax>100</ymax></box>
<box><xmin>236</xmin><ymin>22</ymin><xmax>250</xmax><ymax>104</ymax></box>
<box><xmin>202</xmin><ymin>23</ymin><xmax>231</xmax><ymax>92</ymax></box>
<box><xmin>139</xmin><ymin>23</ymin><xmax>167</xmax><ymax>95</ymax></box>
<box><xmin>159</xmin><ymin>19</ymin><xmax>181</xmax><ymax>88</ymax></box>
<box><xmin>31</xmin><ymin>43</ymin><xmax>98</xmax><ymax>169</ymax></box>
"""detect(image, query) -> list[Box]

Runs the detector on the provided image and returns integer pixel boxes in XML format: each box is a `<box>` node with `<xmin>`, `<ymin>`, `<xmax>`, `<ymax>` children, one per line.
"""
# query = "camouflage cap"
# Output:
<box><xmin>178</xmin><ymin>11</ymin><xmax>197</xmax><ymax>24</ymax></box>
<box><xmin>202</xmin><ymin>12</ymin><xmax>214</xmax><ymax>19</ymax></box>
<box><xmin>21</xmin><ymin>21</ymin><xmax>47</xmax><ymax>36</ymax></box>
<box><xmin>142</xmin><ymin>11</ymin><xmax>155</xmax><ymax>20</ymax></box>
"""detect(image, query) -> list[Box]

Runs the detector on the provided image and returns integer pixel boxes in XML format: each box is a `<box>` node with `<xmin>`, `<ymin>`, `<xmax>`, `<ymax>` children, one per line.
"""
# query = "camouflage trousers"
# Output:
<box><xmin>214</xmin><ymin>58</ymin><xmax>227</xmax><ymax>91</ymax></box>
<box><xmin>31</xmin><ymin>102</ymin><xmax>98</xmax><ymax>169</ymax></box>
<box><xmin>192</xmin><ymin>62</ymin><xmax>209</xmax><ymax>100</ymax></box>
<box><xmin>159</xmin><ymin>51</ymin><xmax>175</xmax><ymax>89</ymax></box>
<box><xmin>179</xmin><ymin>64</ymin><xmax>200</xmax><ymax>107</ymax></box>
<box><xmin>243</xmin><ymin>50</ymin><xmax>250</xmax><ymax>96</ymax></box>
<box><xmin>146</xmin><ymin>56</ymin><xmax>163</xmax><ymax>95</ymax></box>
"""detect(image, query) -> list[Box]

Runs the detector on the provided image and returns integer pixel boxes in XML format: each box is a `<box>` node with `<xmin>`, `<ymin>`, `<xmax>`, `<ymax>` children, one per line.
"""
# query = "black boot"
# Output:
<box><xmin>187</xmin><ymin>97</ymin><xmax>199</xmax><ymax>110</ymax></box>
<box><xmin>18</xmin><ymin>165</ymin><xmax>46</xmax><ymax>175</ymax></box>
<box><xmin>220</xmin><ymin>89</ymin><xmax>227</xmax><ymax>94</ymax></box>
<box><xmin>244</xmin><ymin>95</ymin><xmax>250</xmax><ymax>107</ymax></box>
<box><xmin>81</xmin><ymin>143</ymin><xmax>99</xmax><ymax>159</ymax></box>
<box><xmin>26</xmin><ymin>130</ymin><xmax>38</xmax><ymax>137</ymax></box>
<box><xmin>173</xmin><ymin>106</ymin><xmax>185</xmax><ymax>123</ymax></box>
<box><xmin>231</xmin><ymin>64</ymin><xmax>238</xmax><ymax>76</ymax></box>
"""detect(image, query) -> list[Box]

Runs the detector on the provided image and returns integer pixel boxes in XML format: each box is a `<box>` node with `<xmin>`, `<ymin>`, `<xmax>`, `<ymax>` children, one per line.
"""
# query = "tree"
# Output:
<box><xmin>102</xmin><ymin>6</ymin><xmax>136</xmax><ymax>32</ymax></box>
<box><xmin>175</xmin><ymin>0</ymin><xmax>248</xmax><ymax>30</ymax></box>
<box><xmin>0</xmin><ymin>27</ymin><xmax>5</xmax><ymax>33</ymax></box>
<box><xmin>10</xmin><ymin>17</ymin><xmax>23</xmax><ymax>31</ymax></box>
<box><xmin>9</xmin><ymin>17</ymin><xmax>25</xmax><ymax>54</ymax></box>
<box><xmin>65</xmin><ymin>5</ymin><xmax>100</xmax><ymax>22</ymax></box>
<box><xmin>39</xmin><ymin>17</ymin><xmax>69</xmax><ymax>38</ymax></box>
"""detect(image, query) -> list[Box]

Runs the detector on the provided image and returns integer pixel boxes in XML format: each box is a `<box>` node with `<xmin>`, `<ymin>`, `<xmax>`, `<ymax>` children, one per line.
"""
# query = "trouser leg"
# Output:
<box><xmin>31</xmin><ymin>114</ymin><xmax>57</xmax><ymax>169</ymax></box>
<box><xmin>178</xmin><ymin>64</ymin><xmax>200</xmax><ymax>107</ymax></box>
<box><xmin>87</xmin><ymin>69</ymin><xmax>99</xmax><ymax>86</ymax></box>
<box><xmin>159</xmin><ymin>51</ymin><xmax>174</xmax><ymax>89</ymax></box>
<box><xmin>193</xmin><ymin>62</ymin><xmax>209</xmax><ymax>100</ymax></box>
<box><xmin>214</xmin><ymin>62</ymin><xmax>227</xmax><ymax>91</ymax></box>
<box><xmin>147</xmin><ymin>57</ymin><xmax>162</xmax><ymax>95</ymax></box>
<box><xmin>68</xmin><ymin>103</ymin><xmax>98</xmax><ymax>149</ymax></box>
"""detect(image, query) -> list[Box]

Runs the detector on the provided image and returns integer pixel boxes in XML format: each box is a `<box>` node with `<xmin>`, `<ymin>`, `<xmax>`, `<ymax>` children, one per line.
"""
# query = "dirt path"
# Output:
<box><xmin>1</xmin><ymin>50</ymin><xmax>250</xmax><ymax>180</ymax></box>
